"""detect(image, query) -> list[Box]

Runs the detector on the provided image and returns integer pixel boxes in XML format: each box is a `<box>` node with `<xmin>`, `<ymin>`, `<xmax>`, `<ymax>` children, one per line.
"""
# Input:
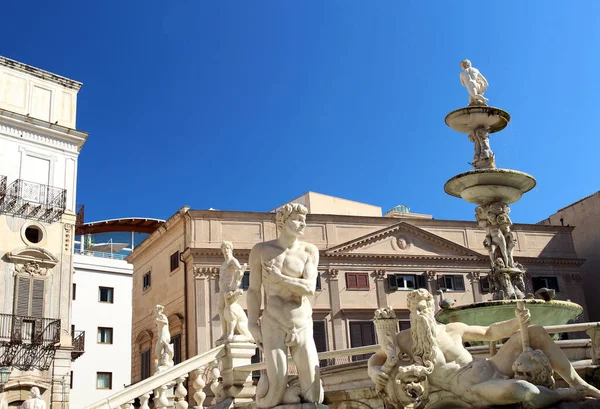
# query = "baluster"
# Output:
<box><xmin>193</xmin><ymin>367</ymin><xmax>207</xmax><ymax>409</ymax></box>
<box><xmin>139</xmin><ymin>393</ymin><xmax>151</xmax><ymax>409</ymax></box>
<box><xmin>154</xmin><ymin>383</ymin><xmax>170</xmax><ymax>408</ymax></box>
<box><xmin>175</xmin><ymin>375</ymin><xmax>189</xmax><ymax>409</ymax></box>
<box><xmin>120</xmin><ymin>400</ymin><xmax>135</xmax><ymax>409</ymax></box>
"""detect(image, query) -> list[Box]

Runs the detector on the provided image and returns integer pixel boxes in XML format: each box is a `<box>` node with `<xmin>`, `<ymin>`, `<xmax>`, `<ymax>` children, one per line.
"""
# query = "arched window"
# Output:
<box><xmin>168</xmin><ymin>314</ymin><xmax>184</xmax><ymax>365</ymax></box>
<box><xmin>135</xmin><ymin>330</ymin><xmax>153</xmax><ymax>380</ymax></box>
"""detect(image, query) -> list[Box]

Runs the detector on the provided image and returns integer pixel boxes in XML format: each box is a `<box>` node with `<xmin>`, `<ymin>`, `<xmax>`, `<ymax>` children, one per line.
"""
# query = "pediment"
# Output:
<box><xmin>5</xmin><ymin>247</ymin><xmax>58</xmax><ymax>268</ymax></box>
<box><xmin>325</xmin><ymin>222</ymin><xmax>483</xmax><ymax>258</ymax></box>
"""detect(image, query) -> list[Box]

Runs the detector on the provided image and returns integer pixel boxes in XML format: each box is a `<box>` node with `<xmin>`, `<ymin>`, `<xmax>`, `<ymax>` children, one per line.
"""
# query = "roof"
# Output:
<box><xmin>76</xmin><ymin>218</ymin><xmax>165</xmax><ymax>235</ymax></box>
<box><xmin>556</xmin><ymin>190</ymin><xmax>600</xmax><ymax>213</ymax></box>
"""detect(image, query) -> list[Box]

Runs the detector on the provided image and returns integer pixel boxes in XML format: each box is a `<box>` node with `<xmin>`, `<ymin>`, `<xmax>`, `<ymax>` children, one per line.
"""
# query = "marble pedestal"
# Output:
<box><xmin>217</xmin><ymin>341</ymin><xmax>257</xmax><ymax>405</ymax></box>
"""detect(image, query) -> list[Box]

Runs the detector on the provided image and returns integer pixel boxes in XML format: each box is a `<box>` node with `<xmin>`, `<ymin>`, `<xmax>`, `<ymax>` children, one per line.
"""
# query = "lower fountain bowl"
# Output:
<box><xmin>435</xmin><ymin>299</ymin><xmax>583</xmax><ymax>327</ymax></box>
<box><xmin>444</xmin><ymin>168</ymin><xmax>536</xmax><ymax>204</ymax></box>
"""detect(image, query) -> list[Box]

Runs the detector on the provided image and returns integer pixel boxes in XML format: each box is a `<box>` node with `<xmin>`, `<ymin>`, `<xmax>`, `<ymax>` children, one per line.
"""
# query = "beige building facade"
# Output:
<box><xmin>540</xmin><ymin>190</ymin><xmax>600</xmax><ymax>321</ymax></box>
<box><xmin>0</xmin><ymin>56</ymin><xmax>88</xmax><ymax>407</ymax></box>
<box><xmin>128</xmin><ymin>194</ymin><xmax>587</xmax><ymax>384</ymax></box>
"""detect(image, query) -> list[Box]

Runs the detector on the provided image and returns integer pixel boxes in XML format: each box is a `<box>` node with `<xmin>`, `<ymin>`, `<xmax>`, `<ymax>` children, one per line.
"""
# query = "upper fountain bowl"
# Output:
<box><xmin>445</xmin><ymin>106</ymin><xmax>511</xmax><ymax>134</ymax></box>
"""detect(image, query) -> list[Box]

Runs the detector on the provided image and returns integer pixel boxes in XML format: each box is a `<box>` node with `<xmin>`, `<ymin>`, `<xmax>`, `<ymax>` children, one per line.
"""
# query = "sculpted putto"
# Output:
<box><xmin>460</xmin><ymin>59</ymin><xmax>489</xmax><ymax>106</ymax></box>
<box><xmin>248</xmin><ymin>203</ymin><xmax>323</xmax><ymax>408</ymax></box>
<box><xmin>368</xmin><ymin>289</ymin><xmax>600</xmax><ymax>408</ymax></box>
<box><xmin>217</xmin><ymin>240</ymin><xmax>253</xmax><ymax>343</ymax></box>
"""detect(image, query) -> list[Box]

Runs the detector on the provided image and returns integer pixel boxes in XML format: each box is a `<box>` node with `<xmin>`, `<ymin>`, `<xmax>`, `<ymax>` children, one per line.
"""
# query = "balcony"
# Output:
<box><xmin>0</xmin><ymin>175</ymin><xmax>6</xmax><ymax>206</ymax></box>
<box><xmin>0</xmin><ymin>179</ymin><xmax>66</xmax><ymax>223</ymax></box>
<box><xmin>72</xmin><ymin>330</ymin><xmax>85</xmax><ymax>361</ymax></box>
<box><xmin>0</xmin><ymin>313</ymin><xmax>61</xmax><ymax>371</ymax></box>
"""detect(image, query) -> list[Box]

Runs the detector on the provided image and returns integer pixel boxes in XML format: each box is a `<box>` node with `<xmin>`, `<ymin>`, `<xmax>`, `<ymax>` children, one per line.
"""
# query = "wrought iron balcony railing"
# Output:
<box><xmin>0</xmin><ymin>175</ymin><xmax>6</xmax><ymax>206</ymax></box>
<box><xmin>0</xmin><ymin>179</ymin><xmax>66</xmax><ymax>223</ymax></box>
<box><xmin>0</xmin><ymin>313</ymin><xmax>61</xmax><ymax>371</ymax></box>
<box><xmin>72</xmin><ymin>330</ymin><xmax>85</xmax><ymax>361</ymax></box>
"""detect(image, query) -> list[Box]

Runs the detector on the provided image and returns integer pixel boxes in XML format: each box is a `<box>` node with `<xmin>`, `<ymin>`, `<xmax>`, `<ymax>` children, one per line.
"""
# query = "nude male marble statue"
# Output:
<box><xmin>155</xmin><ymin>304</ymin><xmax>174</xmax><ymax>372</ymax></box>
<box><xmin>217</xmin><ymin>240</ymin><xmax>253</xmax><ymax>342</ymax></box>
<box><xmin>460</xmin><ymin>59</ymin><xmax>489</xmax><ymax>106</ymax></box>
<box><xmin>20</xmin><ymin>387</ymin><xmax>45</xmax><ymax>409</ymax></box>
<box><xmin>368</xmin><ymin>289</ymin><xmax>600</xmax><ymax>408</ymax></box>
<box><xmin>248</xmin><ymin>203</ymin><xmax>324</xmax><ymax>409</ymax></box>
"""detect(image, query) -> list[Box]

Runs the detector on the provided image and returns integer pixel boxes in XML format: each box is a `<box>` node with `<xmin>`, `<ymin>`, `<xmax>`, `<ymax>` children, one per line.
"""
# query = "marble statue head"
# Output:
<box><xmin>407</xmin><ymin>289</ymin><xmax>438</xmax><ymax>371</ymax></box>
<box><xmin>221</xmin><ymin>240</ymin><xmax>233</xmax><ymax>257</ymax></box>
<box><xmin>155</xmin><ymin>304</ymin><xmax>164</xmax><ymax>315</ymax></box>
<box><xmin>29</xmin><ymin>387</ymin><xmax>41</xmax><ymax>399</ymax></box>
<box><xmin>460</xmin><ymin>59</ymin><xmax>472</xmax><ymax>69</ymax></box>
<box><xmin>407</xmin><ymin>289</ymin><xmax>435</xmax><ymax>315</ymax></box>
<box><xmin>276</xmin><ymin>203</ymin><xmax>308</xmax><ymax>235</ymax></box>
<box><xmin>512</xmin><ymin>347</ymin><xmax>555</xmax><ymax>389</ymax></box>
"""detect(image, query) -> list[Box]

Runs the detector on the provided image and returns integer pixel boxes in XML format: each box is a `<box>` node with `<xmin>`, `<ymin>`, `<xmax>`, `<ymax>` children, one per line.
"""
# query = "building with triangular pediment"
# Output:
<box><xmin>127</xmin><ymin>193</ymin><xmax>587</xmax><ymax>384</ymax></box>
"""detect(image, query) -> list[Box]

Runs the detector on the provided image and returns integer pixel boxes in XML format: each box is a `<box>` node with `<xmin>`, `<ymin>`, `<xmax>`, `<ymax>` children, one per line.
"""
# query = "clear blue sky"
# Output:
<box><xmin>2</xmin><ymin>1</ymin><xmax>599</xmax><ymax>224</ymax></box>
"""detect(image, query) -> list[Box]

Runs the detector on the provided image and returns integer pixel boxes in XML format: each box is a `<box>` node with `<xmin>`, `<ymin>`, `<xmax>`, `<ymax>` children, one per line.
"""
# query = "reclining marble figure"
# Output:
<box><xmin>368</xmin><ymin>289</ymin><xmax>600</xmax><ymax>408</ymax></box>
<box><xmin>248</xmin><ymin>203</ymin><xmax>324</xmax><ymax>409</ymax></box>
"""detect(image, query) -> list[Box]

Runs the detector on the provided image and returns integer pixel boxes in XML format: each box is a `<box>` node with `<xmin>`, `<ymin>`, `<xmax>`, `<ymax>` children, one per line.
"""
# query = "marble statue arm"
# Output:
<box><xmin>266</xmin><ymin>245</ymin><xmax>319</xmax><ymax>296</ymax></box>
<box><xmin>478</xmin><ymin>71</ymin><xmax>489</xmax><ymax>91</ymax></box>
<box><xmin>368</xmin><ymin>350</ymin><xmax>391</xmax><ymax>391</ymax></box>
<box><xmin>247</xmin><ymin>245</ymin><xmax>263</xmax><ymax>347</ymax></box>
<box><xmin>156</xmin><ymin>315</ymin><xmax>168</xmax><ymax>325</ymax></box>
<box><xmin>449</xmin><ymin>317</ymin><xmax>521</xmax><ymax>342</ymax></box>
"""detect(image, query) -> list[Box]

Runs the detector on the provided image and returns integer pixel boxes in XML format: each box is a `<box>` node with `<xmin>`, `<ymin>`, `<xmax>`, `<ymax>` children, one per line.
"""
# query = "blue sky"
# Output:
<box><xmin>2</xmin><ymin>1</ymin><xmax>599</xmax><ymax>224</ymax></box>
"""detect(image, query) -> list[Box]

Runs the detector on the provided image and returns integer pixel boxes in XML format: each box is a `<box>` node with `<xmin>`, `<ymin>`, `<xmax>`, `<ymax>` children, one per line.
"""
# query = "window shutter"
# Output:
<box><xmin>454</xmin><ymin>276</ymin><xmax>465</xmax><ymax>291</ymax></box>
<box><xmin>16</xmin><ymin>277</ymin><xmax>31</xmax><ymax>316</ymax></box>
<box><xmin>357</xmin><ymin>274</ymin><xmax>369</xmax><ymax>289</ymax></box>
<box><xmin>312</xmin><ymin>321</ymin><xmax>327</xmax><ymax>352</ymax></box>
<box><xmin>416</xmin><ymin>274</ymin><xmax>426</xmax><ymax>289</ymax></box>
<box><xmin>361</xmin><ymin>322</ymin><xmax>376</xmax><ymax>346</ymax></box>
<box><xmin>346</xmin><ymin>273</ymin><xmax>358</xmax><ymax>289</ymax></box>
<box><xmin>349</xmin><ymin>322</ymin><xmax>363</xmax><ymax>348</ymax></box>
<box><xmin>315</xmin><ymin>274</ymin><xmax>322</xmax><ymax>291</ymax></box>
<box><xmin>31</xmin><ymin>279</ymin><xmax>45</xmax><ymax>317</ymax></box>
<box><xmin>437</xmin><ymin>275</ymin><xmax>446</xmax><ymax>290</ymax></box>
<box><xmin>387</xmin><ymin>274</ymin><xmax>398</xmax><ymax>290</ymax></box>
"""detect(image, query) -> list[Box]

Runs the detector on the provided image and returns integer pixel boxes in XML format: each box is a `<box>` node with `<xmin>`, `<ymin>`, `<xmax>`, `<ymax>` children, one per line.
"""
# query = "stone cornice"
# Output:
<box><xmin>0</xmin><ymin>112</ymin><xmax>87</xmax><ymax>152</ymax></box>
<box><xmin>325</xmin><ymin>221</ymin><xmax>483</xmax><ymax>257</ymax></box>
<box><xmin>0</xmin><ymin>56</ymin><xmax>83</xmax><ymax>90</ymax></box>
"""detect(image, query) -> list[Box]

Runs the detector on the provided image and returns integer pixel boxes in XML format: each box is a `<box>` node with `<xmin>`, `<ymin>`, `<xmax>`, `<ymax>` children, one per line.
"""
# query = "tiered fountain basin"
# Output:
<box><xmin>444</xmin><ymin>168</ymin><xmax>536</xmax><ymax>205</ymax></box>
<box><xmin>436</xmin><ymin>299</ymin><xmax>583</xmax><ymax>327</ymax></box>
<box><xmin>445</xmin><ymin>106</ymin><xmax>511</xmax><ymax>134</ymax></box>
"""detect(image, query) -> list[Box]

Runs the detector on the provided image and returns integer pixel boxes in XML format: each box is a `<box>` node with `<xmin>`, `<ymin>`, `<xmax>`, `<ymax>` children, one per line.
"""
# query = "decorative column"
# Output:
<box><xmin>193</xmin><ymin>267</ymin><xmax>210</xmax><ymax>355</ymax></box>
<box><xmin>426</xmin><ymin>271</ymin><xmax>439</xmax><ymax>312</ymax></box>
<box><xmin>468</xmin><ymin>272</ymin><xmax>482</xmax><ymax>303</ymax></box>
<box><xmin>374</xmin><ymin>269</ymin><xmax>388</xmax><ymax>309</ymax></box>
<box><xmin>208</xmin><ymin>267</ymin><xmax>221</xmax><ymax>346</ymax></box>
<box><xmin>326</xmin><ymin>269</ymin><xmax>345</xmax><ymax>351</ymax></box>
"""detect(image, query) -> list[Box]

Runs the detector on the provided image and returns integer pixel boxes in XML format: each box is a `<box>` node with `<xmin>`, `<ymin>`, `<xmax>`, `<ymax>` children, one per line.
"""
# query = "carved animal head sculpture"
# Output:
<box><xmin>512</xmin><ymin>347</ymin><xmax>555</xmax><ymax>389</ymax></box>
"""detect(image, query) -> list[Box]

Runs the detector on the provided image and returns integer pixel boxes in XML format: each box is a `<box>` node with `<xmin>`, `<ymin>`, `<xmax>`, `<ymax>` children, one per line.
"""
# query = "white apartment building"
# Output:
<box><xmin>0</xmin><ymin>56</ymin><xmax>88</xmax><ymax>407</ymax></box>
<box><xmin>70</xmin><ymin>217</ymin><xmax>162</xmax><ymax>408</ymax></box>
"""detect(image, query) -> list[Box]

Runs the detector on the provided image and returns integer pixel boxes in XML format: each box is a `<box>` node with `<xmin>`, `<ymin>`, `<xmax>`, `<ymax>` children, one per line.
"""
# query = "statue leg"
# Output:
<box><xmin>470</xmin><ymin>379</ymin><xmax>540</xmax><ymax>405</ymax></box>
<box><xmin>490</xmin><ymin>326</ymin><xmax>600</xmax><ymax>398</ymax></box>
<box><xmin>290</xmin><ymin>326</ymin><xmax>322</xmax><ymax>403</ymax></box>
<box><xmin>256</xmin><ymin>315</ymin><xmax>288</xmax><ymax>409</ymax></box>
<box><xmin>217</xmin><ymin>297</ymin><xmax>227</xmax><ymax>340</ymax></box>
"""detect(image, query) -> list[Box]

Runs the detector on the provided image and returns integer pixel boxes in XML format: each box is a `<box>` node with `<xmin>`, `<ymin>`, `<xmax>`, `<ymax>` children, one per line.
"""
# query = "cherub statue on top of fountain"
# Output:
<box><xmin>460</xmin><ymin>59</ymin><xmax>489</xmax><ymax>106</ymax></box>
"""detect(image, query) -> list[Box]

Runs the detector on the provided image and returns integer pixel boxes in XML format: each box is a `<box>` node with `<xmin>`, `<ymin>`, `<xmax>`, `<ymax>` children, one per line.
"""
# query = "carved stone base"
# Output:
<box><xmin>265</xmin><ymin>403</ymin><xmax>328</xmax><ymax>409</ymax></box>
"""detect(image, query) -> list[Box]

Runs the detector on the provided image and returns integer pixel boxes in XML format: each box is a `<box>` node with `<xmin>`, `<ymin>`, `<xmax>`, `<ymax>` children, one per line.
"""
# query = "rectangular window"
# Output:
<box><xmin>532</xmin><ymin>276</ymin><xmax>559</xmax><ymax>292</ymax></box>
<box><xmin>251</xmin><ymin>347</ymin><xmax>261</xmax><ymax>379</ymax></box>
<box><xmin>239</xmin><ymin>271</ymin><xmax>250</xmax><ymax>290</ymax></box>
<box><xmin>313</xmin><ymin>321</ymin><xmax>328</xmax><ymax>367</ymax></box>
<box><xmin>97</xmin><ymin>327</ymin><xmax>113</xmax><ymax>344</ymax></box>
<box><xmin>72</xmin><ymin>283</ymin><xmax>76</xmax><ymax>300</ymax></box>
<box><xmin>96</xmin><ymin>372</ymin><xmax>112</xmax><ymax>390</ymax></box>
<box><xmin>346</xmin><ymin>273</ymin><xmax>370</xmax><ymax>290</ymax></box>
<box><xmin>399</xmin><ymin>321</ymin><xmax>411</xmax><ymax>331</ymax></box>
<box><xmin>349</xmin><ymin>321</ymin><xmax>375</xmax><ymax>361</ymax></box>
<box><xmin>170</xmin><ymin>251</ymin><xmax>180</xmax><ymax>272</ymax></box>
<box><xmin>315</xmin><ymin>273</ymin><xmax>322</xmax><ymax>291</ymax></box>
<box><xmin>99</xmin><ymin>287</ymin><xmax>114</xmax><ymax>303</ymax></box>
<box><xmin>143</xmin><ymin>272</ymin><xmax>151</xmax><ymax>291</ymax></box>
<box><xmin>480</xmin><ymin>275</ymin><xmax>491</xmax><ymax>293</ymax></box>
<box><xmin>172</xmin><ymin>333</ymin><xmax>182</xmax><ymax>365</ymax></box>
<box><xmin>70</xmin><ymin>371</ymin><xmax>73</xmax><ymax>389</ymax></box>
<box><xmin>141</xmin><ymin>349</ymin><xmax>151</xmax><ymax>380</ymax></box>
<box><xmin>438</xmin><ymin>275</ymin><xmax>465</xmax><ymax>291</ymax></box>
<box><xmin>387</xmin><ymin>274</ymin><xmax>426</xmax><ymax>291</ymax></box>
